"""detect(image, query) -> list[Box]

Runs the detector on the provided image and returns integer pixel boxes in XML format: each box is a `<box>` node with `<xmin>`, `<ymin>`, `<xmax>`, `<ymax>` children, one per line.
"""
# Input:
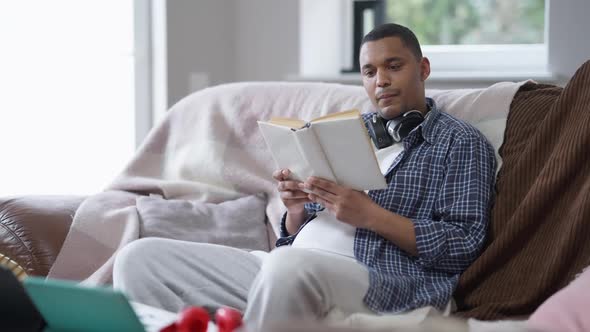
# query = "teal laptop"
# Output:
<box><xmin>23</xmin><ymin>276</ymin><xmax>175</xmax><ymax>332</ymax></box>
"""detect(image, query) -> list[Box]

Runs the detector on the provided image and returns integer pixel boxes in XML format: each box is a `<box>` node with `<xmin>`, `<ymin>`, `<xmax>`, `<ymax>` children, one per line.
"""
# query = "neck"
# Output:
<box><xmin>417</xmin><ymin>98</ymin><xmax>429</xmax><ymax>116</ymax></box>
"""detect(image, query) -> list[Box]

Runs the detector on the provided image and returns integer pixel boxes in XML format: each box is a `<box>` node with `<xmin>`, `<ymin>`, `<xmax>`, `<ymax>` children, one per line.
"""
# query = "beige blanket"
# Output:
<box><xmin>47</xmin><ymin>81</ymin><xmax>524</xmax><ymax>284</ymax></box>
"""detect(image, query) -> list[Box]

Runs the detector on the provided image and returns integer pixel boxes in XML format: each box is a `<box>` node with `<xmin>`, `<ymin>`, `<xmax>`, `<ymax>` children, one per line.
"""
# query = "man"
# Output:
<box><xmin>113</xmin><ymin>23</ymin><xmax>496</xmax><ymax>327</ymax></box>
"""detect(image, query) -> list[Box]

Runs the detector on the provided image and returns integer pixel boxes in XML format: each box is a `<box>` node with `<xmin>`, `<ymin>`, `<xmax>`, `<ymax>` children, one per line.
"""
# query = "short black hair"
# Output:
<box><xmin>361</xmin><ymin>23</ymin><xmax>423</xmax><ymax>60</ymax></box>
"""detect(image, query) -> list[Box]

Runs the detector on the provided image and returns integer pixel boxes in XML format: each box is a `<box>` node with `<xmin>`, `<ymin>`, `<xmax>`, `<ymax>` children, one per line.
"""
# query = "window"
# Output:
<box><xmin>0</xmin><ymin>1</ymin><xmax>137</xmax><ymax>195</ymax></box>
<box><xmin>383</xmin><ymin>0</ymin><xmax>544</xmax><ymax>45</ymax></box>
<box><xmin>348</xmin><ymin>0</ymin><xmax>547</xmax><ymax>75</ymax></box>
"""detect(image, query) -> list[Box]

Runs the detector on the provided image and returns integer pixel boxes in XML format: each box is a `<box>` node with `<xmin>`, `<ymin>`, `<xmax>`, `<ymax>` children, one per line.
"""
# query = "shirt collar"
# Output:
<box><xmin>417</xmin><ymin>97</ymin><xmax>440</xmax><ymax>145</ymax></box>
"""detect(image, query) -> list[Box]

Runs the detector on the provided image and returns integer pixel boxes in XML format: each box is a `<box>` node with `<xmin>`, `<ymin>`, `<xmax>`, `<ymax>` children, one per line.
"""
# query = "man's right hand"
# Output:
<box><xmin>273</xmin><ymin>169</ymin><xmax>311</xmax><ymax>214</ymax></box>
<box><xmin>273</xmin><ymin>169</ymin><xmax>312</xmax><ymax>235</ymax></box>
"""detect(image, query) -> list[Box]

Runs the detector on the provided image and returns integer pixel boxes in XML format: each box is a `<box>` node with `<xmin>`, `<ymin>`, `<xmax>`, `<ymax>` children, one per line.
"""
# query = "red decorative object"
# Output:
<box><xmin>215</xmin><ymin>307</ymin><xmax>243</xmax><ymax>332</ymax></box>
<box><xmin>177</xmin><ymin>306</ymin><xmax>210</xmax><ymax>332</ymax></box>
<box><xmin>158</xmin><ymin>306</ymin><xmax>209</xmax><ymax>332</ymax></box>
<box><xmin>158</xmin><ymin>305</ymin><xmax>243</xmax><ymax>332</ymax></box>
<box><xmin>159</xmin><ymin>322</ymin><xmax>178</xmax><ymax>332</ymax></box>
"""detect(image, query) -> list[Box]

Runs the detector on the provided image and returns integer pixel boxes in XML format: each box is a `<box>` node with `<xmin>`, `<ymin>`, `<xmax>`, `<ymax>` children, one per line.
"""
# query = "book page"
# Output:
<box><xmin>311</xmin><ymin>116</ymin><xmax>387</xmax><ymax>191</ymax></box>
<box><xmin>268</xmin><ymin>117</ymin><xmax>307</xmax><ymax>129</ymax></box>
<box><xmin>310</xmin><ymin>109</ymin><xmax>360</xmax><ymax>123</ymax></box>
<box><xmin>267</xmin><ymin>109</ymin><xmax>360</xmax><ymax>128</ymax></box>
<box><xmin>257</xmin><ymin>121</ymin><xmax>311</xmax><ymax>183</ymax></box>
<box><xmin>293</xmin><ymin>127</ymin><xmax>336</xmax><ymax>183</ymax></box>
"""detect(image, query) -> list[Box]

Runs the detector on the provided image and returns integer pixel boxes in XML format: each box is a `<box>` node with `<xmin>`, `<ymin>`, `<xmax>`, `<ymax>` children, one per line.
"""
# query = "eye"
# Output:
<box><xmin>363</xmin><ymin>70</ymin><xmax>375</xmax><ymax>77</ymax></box>
<box><xmin>389</xmin><ymin>64</ymin><xmax>401</xmax><ymax>71</ymax></box>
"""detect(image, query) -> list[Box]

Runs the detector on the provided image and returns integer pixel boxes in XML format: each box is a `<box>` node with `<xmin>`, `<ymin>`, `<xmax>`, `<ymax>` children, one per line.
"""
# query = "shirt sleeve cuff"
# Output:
<box><xmin>276</xmin><ymin>210</ymin><xmax>318</xmax><ymax>247</ymax></box>
<box><xmin>279</xmin><ymin>211</ymin><xmax>291</xmax><ymax>238</ymax></box>
<box><xmin>413</xmin><ymin>218</ymin><xmax>446</xmax><ymax>268</ymax></box>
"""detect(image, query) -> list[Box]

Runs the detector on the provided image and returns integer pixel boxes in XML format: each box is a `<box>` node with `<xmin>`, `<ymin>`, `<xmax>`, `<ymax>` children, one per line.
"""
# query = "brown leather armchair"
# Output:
<box><xmin>0</xmin><ymin>196</ymin><xmax>85</xmax><ymax>278</ymax></box>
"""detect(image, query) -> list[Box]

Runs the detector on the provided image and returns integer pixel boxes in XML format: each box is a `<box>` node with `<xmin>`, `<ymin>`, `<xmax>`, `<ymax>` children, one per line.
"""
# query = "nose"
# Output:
<box><xmin>376</xmin><ymin>69</ymin><xmax>390</xmax><ymax>88</ymax></box>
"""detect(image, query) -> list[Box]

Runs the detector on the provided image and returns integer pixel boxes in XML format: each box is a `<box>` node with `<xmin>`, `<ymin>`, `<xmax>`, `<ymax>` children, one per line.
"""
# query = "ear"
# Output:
<box><xmin>419</xmin><ymin>57</ymin><xmax>431</xmax><ymax>81</ymax></box>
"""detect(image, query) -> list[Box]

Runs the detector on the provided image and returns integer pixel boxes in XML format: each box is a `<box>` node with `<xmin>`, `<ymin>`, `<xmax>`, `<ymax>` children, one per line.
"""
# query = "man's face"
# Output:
<box><xmin>359</xmin><ymin>36</ymin><xmax>430</xmax><ymax>120</ymax></box>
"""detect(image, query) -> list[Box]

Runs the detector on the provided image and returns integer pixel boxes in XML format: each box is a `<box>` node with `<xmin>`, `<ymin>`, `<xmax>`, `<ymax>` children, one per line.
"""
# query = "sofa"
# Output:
<box><xmin>2</xmin><ymin>61</ymin><xmax>589</xmax><ymax>329</ymax></box>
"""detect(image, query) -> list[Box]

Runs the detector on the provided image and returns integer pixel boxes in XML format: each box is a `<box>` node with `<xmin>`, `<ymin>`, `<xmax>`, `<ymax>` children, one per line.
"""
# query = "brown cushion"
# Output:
<box><xmin>454</xmin><ymin>61</ymin><xmax>590</xmax><ymax>319</ymax></box>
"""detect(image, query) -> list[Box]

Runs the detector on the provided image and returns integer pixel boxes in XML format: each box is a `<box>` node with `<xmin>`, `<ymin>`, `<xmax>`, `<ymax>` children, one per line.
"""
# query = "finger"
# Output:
<box><xmin>281</xmin><ymin>191</ymin><xmax>310</xmax><ymax>200</ymax></box>
<box><xmin>272</xmin><ymin>169</ymin><xmax>291</xmax><ymax>181</ymax></box>
<box><xmin>306</xmin><ymin>176</ymin><xmax>340</xmax><ymax>195</ymax></box>
<box><xmin>278</xmin><ymin>180</ymin><xmax>304</xmax><ymax>192</ymax></box>
<box><xmin>308</xmin><ymin>193</ymin><xmax>334</xmax><ymax>210</ymax></box>
<box><xmin>306</xmin><ymin>185</ymin><xmax>336</xmax><ymax>204</ymax></box>
<box><xmin>272</xmin><ymin>169</ymin><xmax>283</xmax><ymax>181</ymax></box>
<box><xmin>281</xmin><ymin>169</ymin><xmax>291</xmax><ymax>180</ymax></box>
<box><xmin>282</xmin><ymin>196</ymin><xmax>312</xmax><ymax>206</ymax></box>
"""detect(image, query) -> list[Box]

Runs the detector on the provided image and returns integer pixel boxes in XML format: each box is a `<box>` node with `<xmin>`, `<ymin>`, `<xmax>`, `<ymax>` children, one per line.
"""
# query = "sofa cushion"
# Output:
<box><xmin>136</xmin><ymin>194</ymin><xmax>269</xmax><ymax>251</ymax></box>
<box><xmin>454</xmin><ymin>60</ymin><xmax>590</xmax><ymax>319</ymax></box>
<box><xmin>428</xmin><ymin>81</ymin><xmax>523</xmax><ymax>170</ymax></box>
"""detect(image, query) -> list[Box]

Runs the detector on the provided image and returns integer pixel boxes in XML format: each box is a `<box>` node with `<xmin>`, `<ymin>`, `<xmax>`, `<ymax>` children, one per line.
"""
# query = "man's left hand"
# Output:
<box><xmin>303</xmin><ymin>176</ymin><xmax>381</xmax><ymax>229</ymax></box>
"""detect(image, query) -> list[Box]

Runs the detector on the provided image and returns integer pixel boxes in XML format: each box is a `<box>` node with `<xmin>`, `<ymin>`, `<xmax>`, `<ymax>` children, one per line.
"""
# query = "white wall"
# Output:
<box><xmin>548</xmin><ymin>0</ymin><xmax>590</xmax><ymax>79</ymax></box>
<box><xmin>235</xmin><ymin>0</ymin><xmax>299</xmax><ymax>82</ymax></box>
<box><xmin>164</xmin><ymin>0</ymin><xmax>299</xmax><ymax>107</ymax></box>
<box><xmin>299</xmin><ymin>0</ymin><xmax>345</xmax><ymax>77</ymax></box>
<box><xmin>166</xmin><ymin>0</ymin><xmax>236</xmax><ymax>107</ymax></box>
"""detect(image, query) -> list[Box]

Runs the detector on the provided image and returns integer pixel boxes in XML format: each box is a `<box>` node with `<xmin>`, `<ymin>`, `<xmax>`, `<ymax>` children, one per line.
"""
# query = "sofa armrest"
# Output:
<box><xmin>0</xmin><ymin>195</ymin><xmax>85</xmax><ymax>277</ymax></box>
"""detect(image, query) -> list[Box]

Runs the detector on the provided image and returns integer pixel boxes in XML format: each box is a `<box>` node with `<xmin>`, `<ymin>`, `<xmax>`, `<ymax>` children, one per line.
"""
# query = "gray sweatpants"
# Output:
<box><xmin>113</xmin><ymin>238</ymin><xmax>373</xmax><ymax>327</ymax></box>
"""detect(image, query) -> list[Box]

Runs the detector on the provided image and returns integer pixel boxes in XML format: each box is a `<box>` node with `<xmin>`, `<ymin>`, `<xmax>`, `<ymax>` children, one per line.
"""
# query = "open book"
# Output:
<box><xmin>258</xmin><ymin>109</ymin><xmax>387</xmax><ymax>191</ymax></box>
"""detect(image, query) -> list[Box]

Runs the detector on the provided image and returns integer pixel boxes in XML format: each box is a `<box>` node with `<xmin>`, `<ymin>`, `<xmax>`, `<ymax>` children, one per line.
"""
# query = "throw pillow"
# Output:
<box><xmin>454</xmin><ymin>60</ymin><xmax>590</xmax><ymax>319</ymax></box>
<box><xmin>136</xmin><ymin>194</ymin><xmax>269</xmax><ymax>251</ymax></box>
<box><xmin>527</xmin><ymin>266</ymin><xmax>590</xmax><ymax>332</ymax></box>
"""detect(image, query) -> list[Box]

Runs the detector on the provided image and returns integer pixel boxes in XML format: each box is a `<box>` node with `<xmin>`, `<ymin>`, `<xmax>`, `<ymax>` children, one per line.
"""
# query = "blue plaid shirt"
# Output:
<box><xmin>276</xmin><ymin>98</ymin><xmax>496</xmax><ymax>313</ymax></box>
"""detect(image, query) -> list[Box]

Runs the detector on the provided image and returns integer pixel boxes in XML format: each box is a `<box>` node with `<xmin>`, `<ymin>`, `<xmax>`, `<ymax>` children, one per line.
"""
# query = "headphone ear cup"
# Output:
<box><xmin>386</xmin><ymin>111</ymin><xmax>424</xmax><ymax>143</ymax></box>
<box><xmin>368</xmin><ymin>114</ymin><xmax>394</xmax><ymax>149</ymax></box>
<box><xmin>386</xmin><ymin>118</ymin><xmax>403</xmax><ymax>143</ymax></box>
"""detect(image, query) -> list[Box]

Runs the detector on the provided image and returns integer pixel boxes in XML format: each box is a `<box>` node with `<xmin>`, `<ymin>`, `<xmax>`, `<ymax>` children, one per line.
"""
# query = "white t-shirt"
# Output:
<box><xmin>291</xmin><ymin>142</ymin><xmax>404</xmax><ymax>258</ymax></box>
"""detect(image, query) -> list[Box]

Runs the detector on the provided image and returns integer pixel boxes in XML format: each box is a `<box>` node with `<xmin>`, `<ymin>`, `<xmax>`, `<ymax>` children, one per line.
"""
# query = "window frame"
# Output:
<box><xmin>344</xmin><ymin>0</ymin><xmax>385</xmax><ymax>73</ymax></box>
<box><xmin>347</xmin><ymin>0</ymin><xmax>549</xmax><ymax>75</ymax></box>
<box><xmin>134</xmin><ymin>0</ymin><xmax>168</xmax><ymax>147</ymax></box>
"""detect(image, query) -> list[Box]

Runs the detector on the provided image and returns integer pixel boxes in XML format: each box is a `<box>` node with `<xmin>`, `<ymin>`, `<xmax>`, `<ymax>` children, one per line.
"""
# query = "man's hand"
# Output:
<box><xmin>303</xmin><ymin>177</ymin><xmax>381</xmax><ymax>229</ymax></box>
<box><xmin>273</xmin><ymin>169</ymin><xmax>311</xmax><ymax>214</ymax></box>
<box><xmin>304</xmin><ymin>176</ymin><xmax>418</xmax><ymax>256</ymax></box>
<box><xmin>273</xmin><ymin>169</ymin><xmax>312</xmax><ymax>235</ymax></box>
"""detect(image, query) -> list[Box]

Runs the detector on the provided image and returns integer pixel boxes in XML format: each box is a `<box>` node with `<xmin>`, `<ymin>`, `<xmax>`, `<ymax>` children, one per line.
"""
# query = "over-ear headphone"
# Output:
<box><xmin>367</xmin><ymin>110</ymin><xmax>424</xmax><ymax>149</ymax></box>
